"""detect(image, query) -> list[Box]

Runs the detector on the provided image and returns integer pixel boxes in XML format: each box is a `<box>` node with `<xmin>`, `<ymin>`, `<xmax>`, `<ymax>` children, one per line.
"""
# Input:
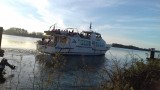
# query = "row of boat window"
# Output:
<box><xmin>78</xmin><ymin>40</ymin><xmax>91</xmax><ymax>46</ymax></box>
<box><xmin>95</xmin><ymin>42</ymin><xmax>105</xmax><ymax>47</ymax></box>
<box><xmin>42</xmin><ymin>36</ymin><xmax>105</xmax><ymax>47</ymax></box>
<box><xmin>78</xmin><ymin>40</ymin><xmax>105</xmax><ymax>47</ymax></box>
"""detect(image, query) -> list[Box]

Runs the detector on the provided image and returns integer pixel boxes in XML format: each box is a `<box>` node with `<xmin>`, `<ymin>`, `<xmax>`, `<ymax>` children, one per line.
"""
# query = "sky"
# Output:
<box><xmin>0</xmin><ymin>0</ymin><xmax>160</xmax><ymax>50</ymax></box>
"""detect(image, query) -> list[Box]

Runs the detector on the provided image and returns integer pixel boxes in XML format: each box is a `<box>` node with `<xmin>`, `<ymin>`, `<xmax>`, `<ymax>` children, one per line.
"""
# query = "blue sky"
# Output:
<box><xmin>0</xmin><ymin>0</ymin><xmax>160</xmax><ymax>50</ymax></box>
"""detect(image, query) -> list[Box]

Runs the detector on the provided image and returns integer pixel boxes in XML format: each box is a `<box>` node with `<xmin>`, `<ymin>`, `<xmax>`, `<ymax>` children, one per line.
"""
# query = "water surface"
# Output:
<box><xmin>0</xmin><ymin>35</ymin><xmax>159</xmax><ymax>89</ymax></box>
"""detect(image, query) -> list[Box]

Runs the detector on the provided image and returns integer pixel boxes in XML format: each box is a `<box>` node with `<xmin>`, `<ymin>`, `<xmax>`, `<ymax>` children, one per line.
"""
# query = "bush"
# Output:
<box><xmin>124</xmin><ymin>59</ymin><xmax>160</xmax><ymax>90</ymax></box>
<box><xmin>99</xmin><ymin>58</ymin><xmax>160</xmax><ymax>90</ymax></box>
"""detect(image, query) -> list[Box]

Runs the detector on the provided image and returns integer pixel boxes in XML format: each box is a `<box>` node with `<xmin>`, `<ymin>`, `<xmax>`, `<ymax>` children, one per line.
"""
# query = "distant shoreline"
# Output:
<box><xmin>3</xmin><ymin>33</ymin><xmax>42</xmax><ymax>38</ymax></box>
<box><xmin>3</xmin><ymin>34</ymin><xmax>160</xmax><ymax>52</ymax></box>
<box><xmin>112</xmin><ymin>43</ymin><xmax>160</xmax><ymax>52</ymax></box>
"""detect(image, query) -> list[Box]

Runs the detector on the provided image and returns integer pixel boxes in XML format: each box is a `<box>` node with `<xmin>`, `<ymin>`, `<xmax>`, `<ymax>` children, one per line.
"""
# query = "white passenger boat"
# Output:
<box><xmin>36</xmin><ymin>24</ymin><xmax>111</xmax><ymax>55</ymax></box>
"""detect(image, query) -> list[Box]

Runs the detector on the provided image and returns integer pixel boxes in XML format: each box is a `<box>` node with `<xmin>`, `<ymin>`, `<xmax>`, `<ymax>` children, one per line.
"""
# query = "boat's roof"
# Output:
<box><xmin>66</xmin><ymin>28</ymin><xmax>77</xmax><ymax>30</ymax></box>
<box><xmin>82</xmin><ymin>31</ymin><xmax>93</xmax><ymax>33</ymax></box>
<box><xmin>82</xmin><ymin>31</ymin><xmax>101</xmax><ymax>35</ymax></box>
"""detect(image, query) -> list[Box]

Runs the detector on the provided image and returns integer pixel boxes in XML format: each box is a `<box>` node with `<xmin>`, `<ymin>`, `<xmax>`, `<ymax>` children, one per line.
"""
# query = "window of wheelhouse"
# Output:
<box><xmin>96</xmin><ymin>33</ymin><xmax>101</xmax><ymax>38</ymax></box>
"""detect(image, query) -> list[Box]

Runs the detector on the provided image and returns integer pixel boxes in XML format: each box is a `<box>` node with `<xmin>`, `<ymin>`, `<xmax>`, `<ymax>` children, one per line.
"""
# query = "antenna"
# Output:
<box><xmin>89</xmin><ymin>22</ymin><xmax>92</xmax><ymax>30</ymax></box>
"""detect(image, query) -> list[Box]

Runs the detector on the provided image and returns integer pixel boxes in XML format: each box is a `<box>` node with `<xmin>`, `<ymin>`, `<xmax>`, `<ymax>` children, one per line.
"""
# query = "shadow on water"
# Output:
<box><xmin>0</xmin><ymin>74</ymin><xmax>14</xmax><ymax>84</ymax></box>
<box><xmin>36</xmin><ymin>54</ymin><xmax>107</xmax><ymax>71</ymax></box>
<box><xmin>0</xmin><ymin>74</ymin><xmax>5</xmax><ymax>84</ymax></box>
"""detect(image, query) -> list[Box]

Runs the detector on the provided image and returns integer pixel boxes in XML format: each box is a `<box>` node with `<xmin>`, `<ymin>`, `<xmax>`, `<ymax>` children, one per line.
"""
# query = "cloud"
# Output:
<box><xmin>0</xmin><ymin>0</ymin><xmax>67</xmax><ymax>32</ymax></box>
<box><xmin>0</xmin><ymin>0</ymin><xmax>129</xmax><ymax>32</ymax></box>
<box><xmin>0</xmin><ymin>5</ymin><xmax>46</xmax><ymax>32</ymax></box>
<box><xmin>151</xmin><ymin>3</ymin><xmax>160</xmax><ymax>12</ymax></box>
<box><xmin>53</xmin><ymin>0</ymin><xmax>127</xmax><ymax>9</ymax></box>
<box><xmin>116</xmin><ymin>16</ymin><xmax>160</xmax><ymax>23</ymax></box>
<box><xmin>21</xmin><ymin>0</ymin><xmax>68</xmax><ymax>28</ymax></box>
<box><xmin>95</xmin><ymin>24</ymin><xmax>113</xmax><ymax>31</ymax></box>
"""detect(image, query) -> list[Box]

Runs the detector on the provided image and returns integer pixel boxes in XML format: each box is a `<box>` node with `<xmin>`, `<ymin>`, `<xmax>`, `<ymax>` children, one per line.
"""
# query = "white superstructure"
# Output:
<box><xmin>36</xmin><ymin>25</ymin><xmax>111</xmax><ymax>55</ymax></box>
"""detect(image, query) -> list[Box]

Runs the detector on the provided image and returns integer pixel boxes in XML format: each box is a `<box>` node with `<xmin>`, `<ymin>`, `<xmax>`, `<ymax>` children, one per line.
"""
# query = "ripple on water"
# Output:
<box><xmin>3</xmin><ymin>48</ymin><xmax>37</xmax><ymax>55</ymax></box>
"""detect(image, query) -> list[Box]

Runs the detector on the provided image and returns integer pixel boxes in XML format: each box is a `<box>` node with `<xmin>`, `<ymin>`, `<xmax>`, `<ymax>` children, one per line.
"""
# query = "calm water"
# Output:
<box><xmin>0</xmin><ymin>34</ymin><xmax>159</xmax><ymax>89</ymax></box>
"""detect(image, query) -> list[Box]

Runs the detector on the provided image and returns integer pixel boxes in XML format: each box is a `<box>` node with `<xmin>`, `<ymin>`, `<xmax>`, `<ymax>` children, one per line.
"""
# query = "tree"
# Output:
<box><xmin>3</xmin><ymin>27</ymin><xmax>43</xmax><ymax>38</ymax></box>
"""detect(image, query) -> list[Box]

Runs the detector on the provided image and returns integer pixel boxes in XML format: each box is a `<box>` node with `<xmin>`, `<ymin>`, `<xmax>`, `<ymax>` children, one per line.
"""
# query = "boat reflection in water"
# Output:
<box><xmin>35</xmin><ymin>54</ymin><xmax>108</xmax><ymax>89</ymax></box>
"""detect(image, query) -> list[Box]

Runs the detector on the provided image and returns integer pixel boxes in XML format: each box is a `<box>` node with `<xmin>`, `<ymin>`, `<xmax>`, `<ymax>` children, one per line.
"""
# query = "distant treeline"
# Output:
<box><xmin>3</xmin><ymin>27</ymin><xmax>43</xmax><ymax>38</ymax></box>
<box><xmin>3</xmin><ymin>27</ymin><xmax>159</xmax><ymax>52</ymax></box>
<box><xmin>112</xmin><ymin>43</ymin><xmax>150</xmax><ymax>51</ymax></box>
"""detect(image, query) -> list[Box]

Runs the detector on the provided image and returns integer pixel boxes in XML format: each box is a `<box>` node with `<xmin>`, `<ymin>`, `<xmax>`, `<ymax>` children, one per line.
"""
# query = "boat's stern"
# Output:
<box><xmin>36</xmin><ymin>40</ymin><xmax>56</xmax><ymax>54</ymax></box>
<box><xmin>36</xmin><ymin>45</ymin><xmax>45</xmax><ymax>53</ymax></box>
<box><xmin>36</xmin><ymin>40</ymin><xmax>46</xmax><ymax>52</ymax></box>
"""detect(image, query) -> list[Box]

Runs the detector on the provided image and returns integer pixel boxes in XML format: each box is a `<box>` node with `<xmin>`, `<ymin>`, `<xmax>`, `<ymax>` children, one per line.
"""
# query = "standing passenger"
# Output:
<box><xmin>42</xmin><ymin>37</ymin><xmax>45</xmax><ymax>45</ymax></box>
<box><xmin>48</xmin><ymin>38</ymin><xmax>51</xmax><ymax>45</ymax></box>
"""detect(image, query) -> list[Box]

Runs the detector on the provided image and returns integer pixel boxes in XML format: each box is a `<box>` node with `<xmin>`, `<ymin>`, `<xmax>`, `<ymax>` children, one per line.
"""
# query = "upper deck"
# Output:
<box><xmin>44</xmin><ymin>28</ymin><xmax>102</xmax><ymax>40</ymax></box>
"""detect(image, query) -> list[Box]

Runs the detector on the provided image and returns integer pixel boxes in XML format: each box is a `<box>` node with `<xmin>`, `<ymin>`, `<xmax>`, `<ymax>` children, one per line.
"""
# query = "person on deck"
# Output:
<box><xmin>42</xmin><ymin>37</ymin><xmax>45</xmax><ymax>45</ymax></box>
<box><xmin>47</xmin><ymin>38</ymin><xmax>51</xmax><ymax>45</ymax></box>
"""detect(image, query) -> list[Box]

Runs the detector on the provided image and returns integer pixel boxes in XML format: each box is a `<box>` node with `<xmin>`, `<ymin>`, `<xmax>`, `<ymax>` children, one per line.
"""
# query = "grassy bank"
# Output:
<box><xmin>99</xmin><ymin>58</ymin><xmax>160</xmax><ymax>90</ymax></box>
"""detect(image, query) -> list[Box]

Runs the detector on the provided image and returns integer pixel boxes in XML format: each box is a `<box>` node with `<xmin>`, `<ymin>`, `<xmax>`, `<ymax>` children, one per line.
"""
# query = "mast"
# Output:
<box><xmin>89</xmin><ymin>22</ymin><xmax>92</xmax><ymax>30</ymax></box>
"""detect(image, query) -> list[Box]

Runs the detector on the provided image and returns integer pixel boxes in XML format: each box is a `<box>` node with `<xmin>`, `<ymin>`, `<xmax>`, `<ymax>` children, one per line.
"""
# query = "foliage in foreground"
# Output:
<box><xmin>100</xmin><ymin>58</ymin><xmax>160</xmax><ymax>90</ymax></box>
<box><xmin>3</xmin><ymin>52</ymin><xmax>160</xmax><ymax>90</ymax></box>
<box><xmin>45</xmin><ymin>54</ymin><xmax>160</xmax><ymax>90</ymax></box>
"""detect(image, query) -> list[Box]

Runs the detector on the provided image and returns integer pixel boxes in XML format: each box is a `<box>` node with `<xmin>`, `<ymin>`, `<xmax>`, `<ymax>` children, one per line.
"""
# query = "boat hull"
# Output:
<box><xmin>36</xmin><ymin>44</ymin><xmax>110</xmax><ymax>56</ymax></box>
